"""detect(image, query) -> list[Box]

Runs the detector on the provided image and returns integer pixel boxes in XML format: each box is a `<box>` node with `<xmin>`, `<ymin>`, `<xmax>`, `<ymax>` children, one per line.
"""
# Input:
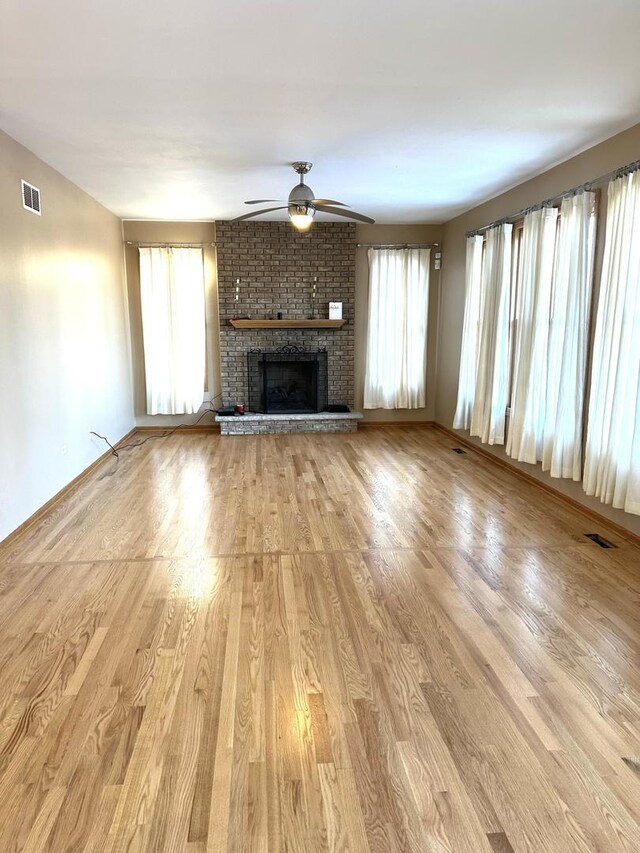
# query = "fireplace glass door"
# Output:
<box><xmin>264</xmin><ymin>360</ymin><xmax>316</xmax><ymax>413</ymax></box>
<box><xmin>247</xmin><ymin>349</ymin><xmax>328</xmax><ymax>414</ymax></box>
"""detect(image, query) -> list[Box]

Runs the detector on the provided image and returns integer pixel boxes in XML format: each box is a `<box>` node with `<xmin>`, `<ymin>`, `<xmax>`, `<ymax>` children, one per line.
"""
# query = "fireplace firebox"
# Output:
<box><xmin>247</xmin><ymin>347</ymin><xmax>328</xmax><ymax>414</ymax></box>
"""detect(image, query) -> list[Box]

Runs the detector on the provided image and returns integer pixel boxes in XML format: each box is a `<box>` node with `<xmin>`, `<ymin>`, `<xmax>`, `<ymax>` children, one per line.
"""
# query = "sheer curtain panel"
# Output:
<box><xmin>139</xmin><ymin>247</ymin><xmax>206</xmax><ymax>415</ymax></box>
<box><xmin>542</xmin><ymin>192</ymin><xmax>596</xmax><ymax>479</ymax></box>
<box><xmin>364</xmin><ymin>248</ymin><xmax>431</xmax><ymax>409</ymax></box>
<box><xmin>506</xmin><ymin>207</ymin><xmax>559</xmax><ymax>464</ymax></box>
<box><xmin>470</xmin><ymin>224</ymin><xmax>512</xmax><ymax>444</ymax></box>
<box><xmin>584</xmin><ymin>173</ymin><xmax>640</xmax><ymax>514</ymax></box>
<box><xmin>453</xmin><ymin>235</ymin><xmax>484</xmax><ymax>429</ymax></box>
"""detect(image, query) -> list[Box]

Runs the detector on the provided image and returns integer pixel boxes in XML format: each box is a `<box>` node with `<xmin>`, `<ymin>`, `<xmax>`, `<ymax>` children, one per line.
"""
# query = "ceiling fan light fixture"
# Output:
<box><xmin>290</xmin><ymin>213</ymin><xmax>314</xmax><ymax>232</ymax></box>
<box><xmin>289</xmin><ymin>202</ymin><xmax>315</xmax><ymax>232</ymax></box>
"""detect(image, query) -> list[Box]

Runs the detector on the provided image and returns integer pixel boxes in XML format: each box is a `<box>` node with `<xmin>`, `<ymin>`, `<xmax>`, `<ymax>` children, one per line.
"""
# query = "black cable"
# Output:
<box><xmin>90</xmin><ymin>394</ymin><xmax>222</xmax><ymax>459</ymax></box>
<box><xmin>117</xmin><ymin>407</ymin><xmax>218</xmax><ymax>452</ymax></box>
<box><xmin>89</xmin><ymin>431</ymin><xmax>120</xmax><ymax>458</ymax></box>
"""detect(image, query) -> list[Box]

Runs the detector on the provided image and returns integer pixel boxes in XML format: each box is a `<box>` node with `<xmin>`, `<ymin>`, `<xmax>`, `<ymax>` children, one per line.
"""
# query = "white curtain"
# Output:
<box><xmin>470</xmin><ymin>224</ymin><xmax>512</xmax><ymax>444</ymax></box>
<box><xmin>584</xmin><ymin>172</ymin><xmax>640</xmax><ymax>514</ymax></box>
<box><xmin>364</xmin><ymin>247</ymin><xmax>430</xmax><ymax>409</ymax></box>
<box><xmin>453</xmin><ymin>235</ymin><xmax>484</xmax><ymax>429</ymax></box>
<box><xmin>542</xmin><ymin>193</ymin><xmax>596</xmax><ymax>479</ymax></box>
<box><xmin>506</xmin><ymin>207</ymin><xmax>559</xmax><ymax>463</ymax></box>
<box><xmin>139</xmin><ymin>247</ymin><xmax>206</xmax><ymax>415</ymax></box>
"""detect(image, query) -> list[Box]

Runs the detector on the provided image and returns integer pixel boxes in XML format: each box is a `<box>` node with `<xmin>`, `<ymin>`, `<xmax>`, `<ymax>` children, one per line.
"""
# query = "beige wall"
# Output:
<box><xmin>122</xmin><ymin>220</ymin><xmax>221</xmax><ymax>426</ymax></box>
<box><xmin>436</xmin><ymin>121</ymin><xmax>640</xmax><ymax>536</ymax></box>
<box><xmin>0</xmin><ymin>129</ymin><xmax>134</xmax><ymax>541</ymax></box>
<box><xmin>355</xmin><ymin>224</ymin><xmax>444</xmax><ymax>422</ymax></box>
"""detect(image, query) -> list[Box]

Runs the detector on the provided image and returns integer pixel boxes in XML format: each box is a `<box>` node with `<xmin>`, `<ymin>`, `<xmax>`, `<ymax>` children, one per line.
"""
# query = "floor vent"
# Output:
<box><xmin>584</xmin><ymin>533</ymin><xmax>616</xmax><ymax>549</ymax></box>
<box><xmin>622</xmin><ymin>757</ymin><xmax>640</xmax><ymax>776</ymax></box>
<box><xmin>22</xmin><ymin>180</ymin><xmax>41</xmax><ymax>215</ymax></box>
<box><xmin>452</xmin><ymin>447</ymin><xmax>467</xmax><ymax>454</ymax></box>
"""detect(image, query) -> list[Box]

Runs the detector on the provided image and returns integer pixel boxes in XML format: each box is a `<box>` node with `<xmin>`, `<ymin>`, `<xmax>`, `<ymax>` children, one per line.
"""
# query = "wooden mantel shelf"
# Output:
<box><xmin>228</xmin><ymin>318</ymin><xmax>347</xmax><ymax>330</ymax></box>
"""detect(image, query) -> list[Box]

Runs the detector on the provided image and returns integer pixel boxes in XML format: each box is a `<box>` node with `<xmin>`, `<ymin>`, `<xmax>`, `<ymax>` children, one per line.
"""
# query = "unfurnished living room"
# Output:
<box><xmin>2</xmin><ymin>2</ymin><xmax>640</xmax><ymax>851</ymax></box>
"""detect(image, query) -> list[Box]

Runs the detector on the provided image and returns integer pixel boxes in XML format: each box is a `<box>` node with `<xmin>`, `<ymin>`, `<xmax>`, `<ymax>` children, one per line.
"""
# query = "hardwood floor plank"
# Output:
<box><xmin>205</xmin><ymin>573</ymin><xmax>243</xmax><ymax>853</ymax></box>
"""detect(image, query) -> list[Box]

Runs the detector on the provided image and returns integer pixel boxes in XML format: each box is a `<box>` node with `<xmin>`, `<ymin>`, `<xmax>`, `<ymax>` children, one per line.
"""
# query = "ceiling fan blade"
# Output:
<box><xmin>232</xmin><ymin>206</ymin><xmax>289</xmax><ymax>222</ymax></box>
<box><xmin>312</xmin><ymin>199</ymin><xmax>349</xmax><ymax>207</ymax></box>
<box><xmin>244</xmin><ymin>199</ymin><xmax>283</xmax><ymax>205</ymax></box>
<box><xmin>314</xmin><ymin>204</ymin><xmax>375</xmax><ymax>224</ymax></box>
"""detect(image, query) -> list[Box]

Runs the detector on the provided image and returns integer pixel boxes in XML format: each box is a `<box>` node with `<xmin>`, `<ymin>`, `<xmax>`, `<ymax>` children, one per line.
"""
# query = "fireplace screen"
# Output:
<box><xmin>247</xmin><ymin>348</ymin><xmax>328</xmax><ymax>414</ymax></box>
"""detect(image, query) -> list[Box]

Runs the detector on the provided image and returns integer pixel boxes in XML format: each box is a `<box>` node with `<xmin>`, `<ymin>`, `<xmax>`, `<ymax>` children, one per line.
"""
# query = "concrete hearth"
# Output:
<box><xmin>215</xmin><ymin>411</ymin><xmax>363</xmax><ymax>435</ymax></box>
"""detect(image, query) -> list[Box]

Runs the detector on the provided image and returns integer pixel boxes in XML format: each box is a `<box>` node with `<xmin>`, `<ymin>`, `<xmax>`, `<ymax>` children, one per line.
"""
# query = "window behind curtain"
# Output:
<box><xmin>364</xmin><ymin>247</ymin><xmax>430</xmax><ymax>409</ymax></box>
<box><xmin>139</xmin><ymin>247</ymin><xmax>206</xmax><ymax>415</ymax></box>
<box><xmin>506</xmin><ymin>206</ymin><xmax>559</xmax><ymax>464</ymax></box>
<box><xmin>454</xmin><ymin>194</ymin><xmax>596</xmax><ymax>480</ymax></box>
<box><xmin>584</xmin><ymin>172</ymin><xmax>640</xmax><ymax>513</ymax></box>
<box><xmin>453</xmin><ymin>235</ymin><xmax>483</xmax><ymax>430</ymax></box>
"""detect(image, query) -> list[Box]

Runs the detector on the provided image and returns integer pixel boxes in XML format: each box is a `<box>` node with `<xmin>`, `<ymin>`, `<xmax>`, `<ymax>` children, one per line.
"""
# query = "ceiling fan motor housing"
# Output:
<box><xmin>288</xmin><ymin>182</ymin><xmax>314</xmax><ymax>205</ymax></box>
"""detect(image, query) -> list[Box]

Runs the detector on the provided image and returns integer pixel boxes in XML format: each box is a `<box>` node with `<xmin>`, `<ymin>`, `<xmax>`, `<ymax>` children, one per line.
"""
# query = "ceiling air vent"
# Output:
<box><xmin>22</xmin><ymin>180</ymin><xmax>41</xmax><ymax>215</ymax></box>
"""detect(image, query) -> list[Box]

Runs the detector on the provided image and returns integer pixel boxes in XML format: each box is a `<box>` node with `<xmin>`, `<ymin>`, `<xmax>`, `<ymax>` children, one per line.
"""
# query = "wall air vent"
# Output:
<box><xmin>22</xmin><ymin>180</ymin><xmax>41</xmax><ymax>215</ymax></box>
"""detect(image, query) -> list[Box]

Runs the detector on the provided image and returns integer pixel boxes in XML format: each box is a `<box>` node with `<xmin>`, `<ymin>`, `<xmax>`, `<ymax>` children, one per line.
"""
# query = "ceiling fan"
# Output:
<box><xmin>232</xmin><ymin>161</ymin><xmax>375</xmax><ymax>231</ymax></box>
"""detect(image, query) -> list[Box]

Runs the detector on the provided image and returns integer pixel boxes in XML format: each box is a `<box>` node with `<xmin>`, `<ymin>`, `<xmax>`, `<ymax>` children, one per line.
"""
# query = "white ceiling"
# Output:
<box><xmin>1</xmin><ymin>0</ymin><xmax>640</xmax><ymax>223</ymax></box>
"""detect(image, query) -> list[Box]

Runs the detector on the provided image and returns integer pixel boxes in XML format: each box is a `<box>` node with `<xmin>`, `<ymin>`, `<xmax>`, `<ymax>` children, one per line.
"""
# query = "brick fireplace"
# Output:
<box><xmin>215</xmin><ymin>221</ymin><xmax>359</xmax><ymax>433</ymax></box>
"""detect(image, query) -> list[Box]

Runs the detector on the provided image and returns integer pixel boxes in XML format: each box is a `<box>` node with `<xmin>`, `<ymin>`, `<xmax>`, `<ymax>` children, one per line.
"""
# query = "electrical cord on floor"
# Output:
<box><xmin>90</xmin><ymin>395</ymin><xmax>222</xmax><ymax>459</ymax></box>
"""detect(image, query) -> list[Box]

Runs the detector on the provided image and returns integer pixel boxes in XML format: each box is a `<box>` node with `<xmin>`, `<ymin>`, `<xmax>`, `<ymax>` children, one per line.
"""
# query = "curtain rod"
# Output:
<box><xmin>124</xmin><ymin>241</ymin><xmax>216</xmax><ymax>247</ymax></box>
<box><xmin>466</xmin><ymin>156</ymin><xmax>640</xmax><ymax>237</ymax></box>
<box><xmin>357</xmin><ymin>242</ymin><xmax>439</xmax><ymax>249</ymax></box>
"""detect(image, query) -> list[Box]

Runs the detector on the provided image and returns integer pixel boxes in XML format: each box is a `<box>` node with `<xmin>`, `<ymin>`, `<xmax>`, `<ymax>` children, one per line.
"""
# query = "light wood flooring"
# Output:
<box><xmin>1</xmin><ymin>425</ymin><xmax>639</xmax><ymax>852</ymax></box>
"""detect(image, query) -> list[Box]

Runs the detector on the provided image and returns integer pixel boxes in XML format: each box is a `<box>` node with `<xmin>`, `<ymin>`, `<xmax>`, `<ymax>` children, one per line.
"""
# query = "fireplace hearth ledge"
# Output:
<box><xmin>215</xmin><ymin>411</ymin><xmax>363</xmax><ymax>435</ymax></box>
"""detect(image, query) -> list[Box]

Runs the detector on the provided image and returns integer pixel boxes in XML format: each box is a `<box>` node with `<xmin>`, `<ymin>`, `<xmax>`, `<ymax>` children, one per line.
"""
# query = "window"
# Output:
<box><xmin>464</xmin><ymin>224</ymin><xmax>512</xmax><ymax>445</ymax></box>
<box><xmin>506</xmin><ymin>206</ymin><xmax>559</xmax><ymax>464</ymax></box>
<box><xmin>364</xmin><ymin>248</ymin><xmax>430</xmax><ymax>409</ymax></box>
<box><xmin>541</xmin><ymin>194</ymin><xmax>595</xmax><ymax>480</ymax></box>
<box><xmin>139</xmin><ymin>247</ymin><xmax>206</xmax><ymax>415</ymax></box>
<box><xmin>454</xmin><ymin>193</ymin><xmax>596</xmax><ymax>481</ymax></box>
<box><xmin>453</xmin><ymin>234</ymin><xmax>483</xmax><ymax>430</ymax></box>
<box><xmin>584</xmin><ymin>171</ymin><xmax>640</xmax><ymax>513</ymax></box>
